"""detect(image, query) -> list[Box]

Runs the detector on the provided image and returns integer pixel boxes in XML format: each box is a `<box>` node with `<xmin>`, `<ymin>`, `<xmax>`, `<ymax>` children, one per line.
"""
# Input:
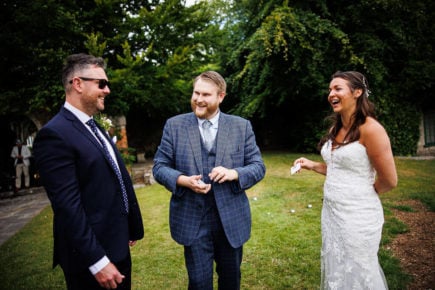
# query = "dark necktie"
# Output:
<box><xmin>86</xmin><ymin>119</ymin><xmax>129</xmax><ymax>213</ymax></box>
<box><xmin>202</xmin><ymin>120</ymin><xmax>213</xmax><ymax>151</ymax></box>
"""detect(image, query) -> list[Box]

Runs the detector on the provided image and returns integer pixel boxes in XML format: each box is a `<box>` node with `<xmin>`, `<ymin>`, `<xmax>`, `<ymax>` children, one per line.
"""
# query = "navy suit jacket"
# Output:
<box><xmin>33</xmin><ymin>107</ymin><xmax>144</xmax><ymax>273</ymax></box>
<box><xmin>153</xmin><ymin>112</ymin><xmax>265</xmax><ymax>248</ymax></box>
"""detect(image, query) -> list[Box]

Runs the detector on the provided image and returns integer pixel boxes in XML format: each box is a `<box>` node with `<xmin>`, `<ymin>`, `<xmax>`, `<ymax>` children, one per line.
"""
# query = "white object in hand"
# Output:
<box><xmin>290</xmin><ymin>163</ymin><xmax>301</xmax><ymax>175</ymax></box>
<box><xmin>197</xmin><ymin>180</ymin><xmax>205</xmax><ymax>185</ymax></box>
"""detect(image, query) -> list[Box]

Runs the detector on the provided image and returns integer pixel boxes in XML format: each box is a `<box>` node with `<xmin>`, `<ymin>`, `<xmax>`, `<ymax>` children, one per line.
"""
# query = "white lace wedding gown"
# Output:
<box><xmin>320</xmin><ymin>140</ymin><xmax>388</xmax><ymax>290</ymax></box>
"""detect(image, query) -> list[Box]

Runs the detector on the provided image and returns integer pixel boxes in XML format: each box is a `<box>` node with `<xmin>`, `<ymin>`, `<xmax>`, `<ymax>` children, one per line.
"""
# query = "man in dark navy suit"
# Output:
<box><xmin>34</xmin><ymin>53</ymin><xmax>144</xmax><ymax>290</ymax></box>
<box><xmin>153</xmin><ymin>71</ymin><xmax>265</xmax><ymax>290</ymax></box>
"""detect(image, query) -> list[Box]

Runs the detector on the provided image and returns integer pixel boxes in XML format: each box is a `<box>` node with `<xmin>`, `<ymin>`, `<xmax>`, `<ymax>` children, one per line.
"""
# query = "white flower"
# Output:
<box><xmin>99</xmin><ymin>116</ymin><xmax>113</xmax><ymax>131</ymax></box>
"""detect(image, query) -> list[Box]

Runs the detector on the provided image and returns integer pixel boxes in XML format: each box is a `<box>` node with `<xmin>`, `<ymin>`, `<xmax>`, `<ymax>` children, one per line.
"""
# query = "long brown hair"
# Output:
<box><xmin>318</xmin><ymin>71</ymin><xmax>376</xmax><ymax>150</ymax></box>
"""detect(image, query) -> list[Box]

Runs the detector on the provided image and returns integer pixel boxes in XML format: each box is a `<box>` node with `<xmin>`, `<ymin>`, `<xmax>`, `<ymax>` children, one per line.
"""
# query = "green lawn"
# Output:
<box><xmin>0</xmin><ymin>152</ymin><xmax>433</xmax><ymax>289</ymax></box>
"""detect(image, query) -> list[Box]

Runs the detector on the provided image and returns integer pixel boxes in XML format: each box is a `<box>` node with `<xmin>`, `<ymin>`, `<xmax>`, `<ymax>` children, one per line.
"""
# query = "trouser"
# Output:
<box><xmin>15</xmin><ymin>163</ymin><xmax>30</xmax><ymax>188</ymax></box>
<box><xmin>184</xmin><ymin>206</ymin><xmax>243</xmax><ymax>290</ymax></box>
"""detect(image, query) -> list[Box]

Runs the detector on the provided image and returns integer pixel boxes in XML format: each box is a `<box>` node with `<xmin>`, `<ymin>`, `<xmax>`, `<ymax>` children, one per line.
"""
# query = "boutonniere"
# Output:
<box><xmin>94</xmin><ymin>114</ymin><xmax>113</xmax><ymax>131</ymax></box>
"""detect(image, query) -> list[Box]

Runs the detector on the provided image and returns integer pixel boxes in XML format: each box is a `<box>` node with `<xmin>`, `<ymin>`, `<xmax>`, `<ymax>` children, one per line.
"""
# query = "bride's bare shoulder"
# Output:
<box><xmin>360</xmin><ymin>117</ymin><xmax>388</xmax><ymax>146</ymax></box>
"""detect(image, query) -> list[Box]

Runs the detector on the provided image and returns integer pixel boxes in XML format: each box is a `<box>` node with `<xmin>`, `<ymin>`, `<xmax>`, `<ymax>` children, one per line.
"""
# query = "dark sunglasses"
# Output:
<box><xmin>69</xmin><ymin>77</ymin><xmax>110</xmax><ymax>89</ymax></box>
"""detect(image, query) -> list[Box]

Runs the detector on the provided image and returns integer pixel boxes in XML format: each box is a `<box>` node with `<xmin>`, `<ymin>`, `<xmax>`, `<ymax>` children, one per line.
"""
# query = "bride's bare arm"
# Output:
<box><xmin>293</xmin><ymin>157</ymin><xmax>327</xmax><ymax>175</ymax></box>
<box><xmin>361</xmin><ymin>117</ymin><xmax>397</xmax><ymax>194</ymax></box>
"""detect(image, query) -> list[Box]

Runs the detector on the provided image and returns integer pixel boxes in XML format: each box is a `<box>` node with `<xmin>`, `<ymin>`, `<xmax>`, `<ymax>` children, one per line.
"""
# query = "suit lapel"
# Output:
<box><xmin>89</xmin><ymin>122</ymin><xmax>124</xmax><ymax>175</ymax></box>
<box><xmin>62</xmin><ymin>108</ymin><xmax>116</xmax><ymax>170</ymax></box>
<box><xmin>187</xmin><ymin>113</ymin><xmax>203</xmax><ymax>173</ymax></box>
<box><xmin>215</xmin><ymin>113</ymin><xmax>229</xmax><ymax>166</ymax></box>
<box><xmin>62</xmin><ymin>108</ymin><xmax>98</xmax><ymax>147</ymax></box>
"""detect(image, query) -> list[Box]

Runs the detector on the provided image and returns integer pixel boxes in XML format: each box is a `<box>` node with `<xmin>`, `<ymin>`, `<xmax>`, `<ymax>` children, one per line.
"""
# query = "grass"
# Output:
<box><xmin>0</xmin><ymin>152</ymin><xmax>433</xmax><ymax>289</ymax></box>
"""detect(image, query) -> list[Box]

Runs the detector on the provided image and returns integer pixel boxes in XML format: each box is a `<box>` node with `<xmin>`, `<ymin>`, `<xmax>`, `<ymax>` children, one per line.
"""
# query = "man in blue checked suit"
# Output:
<box><xmin>153</xmin><ymin>71</ymin><xmax>265</xmax><ymax>290</ymax></box>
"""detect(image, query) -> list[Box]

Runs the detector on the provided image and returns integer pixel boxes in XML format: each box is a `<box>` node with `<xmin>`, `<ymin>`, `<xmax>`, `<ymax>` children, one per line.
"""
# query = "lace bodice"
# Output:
<box><xmin>322</xmin><ymin>140</ymin><xmax>376</xmax><ymax>187</ymax></box>
<box><xmin>319</xmin><ymin>140</ymin><xmax>388</xmax><ymax>290</ymax></box>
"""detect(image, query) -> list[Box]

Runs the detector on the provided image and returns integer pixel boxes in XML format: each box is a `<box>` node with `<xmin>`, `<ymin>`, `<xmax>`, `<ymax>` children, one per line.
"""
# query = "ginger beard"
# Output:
<box><xmin>191</xmin><ymin>99</ymin><xmax>219</xmax><ymax>119</ymax></box>
<box><xmin>82</xmin><ymin>91</ymin><xmax>106</xmax><ymax>116</ymax></box>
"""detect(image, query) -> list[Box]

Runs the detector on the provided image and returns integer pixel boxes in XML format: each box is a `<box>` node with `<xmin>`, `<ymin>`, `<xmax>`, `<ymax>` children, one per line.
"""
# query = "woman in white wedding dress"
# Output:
<box><xmin>294</xmin><ymin>71</ymin><xmax>397</xmax><ymax>289</ymax></box>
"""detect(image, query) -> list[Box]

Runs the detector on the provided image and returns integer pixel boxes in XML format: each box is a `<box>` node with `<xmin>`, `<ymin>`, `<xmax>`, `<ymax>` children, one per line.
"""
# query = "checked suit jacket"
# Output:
<box><xmin>33</xmin><ymin>107</ymin><xmax>144</xmax><ymax>274</ymax></box>
<box><xmin>153</xmin><ymin>112</ymin><xmax>265</xmax><ymax>248</ymax></box>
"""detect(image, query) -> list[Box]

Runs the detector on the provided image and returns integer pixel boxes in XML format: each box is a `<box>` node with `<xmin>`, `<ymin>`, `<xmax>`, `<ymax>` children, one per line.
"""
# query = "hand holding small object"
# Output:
<box><xmin>195</xmin><ymin>178</ymin><xmax>211</xmax><ymax>194</ymax></box>
<box><xmin>290</xmin><ymin>162</ymin><xmax>301</xmax><ymax>175</ymax></box>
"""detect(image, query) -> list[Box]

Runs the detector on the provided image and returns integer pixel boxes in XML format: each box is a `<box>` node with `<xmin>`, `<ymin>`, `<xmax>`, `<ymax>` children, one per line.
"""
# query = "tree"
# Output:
<box><xmin>323</xmin><ymin>0</ymin><xmax>434</xmax><ymax>155</ymax></box>
<box><xmin>108</xmin><ymin>0</ymin><xmax>227</xmax><ymax>119</ymax></box>
<box><xmin>223</xmin><ymin>1</ymin><xmax>362</xmax><ymax>150</ymax></box>
<box><xmin>1</xmin><ymin>0</ymin><xmax>432</xmax><ymax>155</ymax></box>
<box><xmin>0</xmin><ymin>0</ymin><xmax>83</xmax><ymax>125</ymax></box>
<box><xmin>0</xmin><ymin>0</ymin><xmax>222</xmax><ymax>120</ymax></box>
<box><xmin>221</xmin><ymin>0</ymin><xmax>434</xmax><ymax>154</ymax></box>
<box><xmin>0</xmin><ymin>0</ymin><xmax>149</xmax><ymax>123</ymax></box>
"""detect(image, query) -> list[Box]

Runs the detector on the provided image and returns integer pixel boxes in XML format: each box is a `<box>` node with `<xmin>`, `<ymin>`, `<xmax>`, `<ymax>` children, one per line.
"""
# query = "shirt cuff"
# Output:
<box><xmin>89</xmin><ymin>256</ymin><xmax>110</xmax><ymax>275</ymax></box>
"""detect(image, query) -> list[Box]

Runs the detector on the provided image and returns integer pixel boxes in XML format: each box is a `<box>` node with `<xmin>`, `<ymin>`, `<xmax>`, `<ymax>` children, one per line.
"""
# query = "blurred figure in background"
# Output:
<box><xmin>10</xmin><ymin>139</ymin><xmax>31</xmax><ymax>192</ymax></box>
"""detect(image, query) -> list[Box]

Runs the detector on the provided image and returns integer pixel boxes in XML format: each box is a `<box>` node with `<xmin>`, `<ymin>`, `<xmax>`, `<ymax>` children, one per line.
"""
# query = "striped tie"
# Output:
<box><xmin>86</xmin><ymin>119</ymin><xmax>129</xmax><ymax>213</ymax></box>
